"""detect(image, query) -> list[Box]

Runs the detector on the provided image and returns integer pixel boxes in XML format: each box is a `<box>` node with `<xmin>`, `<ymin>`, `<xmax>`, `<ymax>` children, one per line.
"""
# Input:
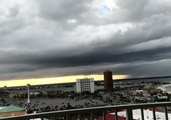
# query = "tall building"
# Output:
<box><xmin>104</xmin><ymin>70</ymin><xmax>113</xmax><ymax>91</ymax></box>
<box><xmin>76</xmin><ymin>78</ymin><xmax>95</xmax><ymax>93</ymax></box>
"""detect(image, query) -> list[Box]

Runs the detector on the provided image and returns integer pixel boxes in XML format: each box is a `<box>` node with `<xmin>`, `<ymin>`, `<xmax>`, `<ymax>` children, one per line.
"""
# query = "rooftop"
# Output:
<box><xmin>0</xmin><ymin>105</ymin><xmax>25</xmax><ymax>113</ymax></box>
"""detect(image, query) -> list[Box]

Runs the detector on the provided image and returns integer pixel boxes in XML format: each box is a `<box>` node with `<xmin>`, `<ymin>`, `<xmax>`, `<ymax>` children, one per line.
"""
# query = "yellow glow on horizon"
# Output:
<box><xmin>0</xmin><ymin>74</ymin><xmax>129</xmax><ymax>87</ymax></box>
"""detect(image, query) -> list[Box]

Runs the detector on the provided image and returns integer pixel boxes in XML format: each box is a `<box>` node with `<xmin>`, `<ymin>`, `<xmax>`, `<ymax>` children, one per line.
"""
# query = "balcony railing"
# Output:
<box><xmin>0</xmin><ymin>102</ymin><xmax>171</xmax><ymax>120</ymax></box>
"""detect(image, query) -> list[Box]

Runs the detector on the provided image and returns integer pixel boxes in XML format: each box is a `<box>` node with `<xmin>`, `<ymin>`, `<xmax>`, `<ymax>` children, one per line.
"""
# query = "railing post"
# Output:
<box><xmin>141</xmin><ymin>109</ymin><xmax>144</xmax><ymax>120</ymax></box>
<box><xmin>152</xmin><ymin>107</ymin><xmax>156</xmax><ymax>120</ymax></box>
<box><xmin>115</xmin><ymin>110</ymin><xmax>118</xmax><ymax>120</ymax></box>
<box><xmin>126</xmin><ymin>108</ymin><xmax>133</xmax><ymax>120</ymax></box>
<box><xmin>78</xmin><ymin>114</ymin><xmax>81</xmax><ymax>120</ymax></box>
<box><xmin>164</xmin><ymin>107</ymin><xmax>169</xmax><ymax>120</ymax></box>
<box><xmin>90</xmin><ymin>112</ymin><xmax>93</xmax><ymax>120</ymax></box>
<box><xmin>66</xmin><ymin>114</ymin><xmax>70</xmax><ymax>120</ymax></box>
<box><xmin>102</xmin><ymin>111</ymin><xmax>106</xmax><ymax>120</ymax></box>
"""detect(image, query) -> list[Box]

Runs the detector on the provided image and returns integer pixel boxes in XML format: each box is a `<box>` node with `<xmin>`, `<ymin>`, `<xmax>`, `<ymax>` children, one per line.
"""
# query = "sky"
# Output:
<box><xmin>0</xmin><ymin>0</ymin><xmax>171</xmax><ymax>86</ymax></box>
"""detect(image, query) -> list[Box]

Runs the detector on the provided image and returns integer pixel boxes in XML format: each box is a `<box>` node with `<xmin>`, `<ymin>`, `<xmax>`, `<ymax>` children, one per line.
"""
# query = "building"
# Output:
<box><xmin>104</xmin><ymin>70</ymin><xmax>113</xmax><ymax>91</ymax></box>
<box><xmin>0</xmin><ymin>105</ymin><xmax>26</xmax><ymax>118</ymax></box>
<box><xmin>76</xmin><ymin>78</ymin><xmax>95</xmax><ymax>93</ymax></box>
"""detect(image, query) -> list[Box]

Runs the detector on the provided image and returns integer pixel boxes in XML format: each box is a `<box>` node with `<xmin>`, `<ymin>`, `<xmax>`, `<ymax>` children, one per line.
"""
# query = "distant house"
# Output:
<box><xmin>155</xmin><ymin>95</ymin><xmax>169</xmax><ymax>102</ymax></box>
<box><xmin>0</xmin><ymin>105</ymin><xmax>26</xmax><ymax>118</ymax></box>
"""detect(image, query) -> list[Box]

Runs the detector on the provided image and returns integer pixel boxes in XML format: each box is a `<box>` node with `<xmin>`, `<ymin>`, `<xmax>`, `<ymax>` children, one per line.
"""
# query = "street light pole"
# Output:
<box><xmin>27</xmin><ymin>84</ymin><xmax>31</xmax><ymax>104</ymax></box>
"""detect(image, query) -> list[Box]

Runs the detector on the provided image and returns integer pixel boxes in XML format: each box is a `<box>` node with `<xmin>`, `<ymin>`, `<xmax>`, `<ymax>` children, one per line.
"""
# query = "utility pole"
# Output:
<box><xmin>27</xmin><ymin>84</ymin><xmax>31</xmax><ymax>104</ymax></box>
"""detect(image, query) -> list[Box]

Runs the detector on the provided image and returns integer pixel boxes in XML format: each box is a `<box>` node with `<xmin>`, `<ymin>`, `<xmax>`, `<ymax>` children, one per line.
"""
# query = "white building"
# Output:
<box><xmin>76</xmin><ymin>78</ymin><xmax>95</xmax><ymax>93</ymax></box>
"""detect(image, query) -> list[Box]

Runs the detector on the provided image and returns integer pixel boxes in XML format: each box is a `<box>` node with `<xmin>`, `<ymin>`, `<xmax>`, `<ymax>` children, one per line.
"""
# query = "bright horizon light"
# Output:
<box><xmin>0</xmin><ymin>74</ymin><xmax>129</xmax><ymax>87</ymax></box>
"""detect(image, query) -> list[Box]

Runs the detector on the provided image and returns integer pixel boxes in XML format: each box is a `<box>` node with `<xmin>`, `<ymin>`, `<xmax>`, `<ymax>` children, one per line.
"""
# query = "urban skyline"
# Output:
<box><xmin>1</xmin><ymin>0</ymin><xmax>171</xmax><ymax>120</ymax></box>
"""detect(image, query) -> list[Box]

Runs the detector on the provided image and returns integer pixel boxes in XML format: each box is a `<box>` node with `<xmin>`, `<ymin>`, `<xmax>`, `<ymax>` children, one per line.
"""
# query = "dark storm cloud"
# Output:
<box><xmin>112</xmin><ymin>0</ymin><xmax>171</xmax><ymax>23</ymax></box>
<box><xmin>36</xmin><ymin>0</ymin><xmax>92</xmax><ymax>29</ymax></box>
<box><xmin>19</xmin><ymin>47</ymin><xmax>171</xmax><ymax>71</ymax></box>
<box><xmin>37</xmin><ymin>0</ymin><xmax>91</xmax><ymax>20</ymax></box>
<box><xmin>112</xmin><ymin>59</ymin><xmax>171</xmax><ymax>78</ymax></box>
<box><xmin>1</xmin><ymin>40</ymin><xmax>171</xmax><ymax>77</ymax></box>
<box><xmin>0</xmin><ymin>0</ymin><xmax>171</xmax><ymax>80</ymax></box>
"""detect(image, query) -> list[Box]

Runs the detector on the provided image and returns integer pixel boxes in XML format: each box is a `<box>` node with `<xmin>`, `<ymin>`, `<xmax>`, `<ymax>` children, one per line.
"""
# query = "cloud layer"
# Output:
<box><xmin>0</xmin><ymin>0</ymin><xmax>171</xmax><ymax>80</ymax></box>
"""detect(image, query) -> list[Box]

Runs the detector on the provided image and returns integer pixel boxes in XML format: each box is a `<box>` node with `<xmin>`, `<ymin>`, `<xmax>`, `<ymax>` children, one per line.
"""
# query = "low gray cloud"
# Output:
<box><xmin>0</xmin><ymin>0</ymin><xmax>171</xmax><ymax>80</ymax></box>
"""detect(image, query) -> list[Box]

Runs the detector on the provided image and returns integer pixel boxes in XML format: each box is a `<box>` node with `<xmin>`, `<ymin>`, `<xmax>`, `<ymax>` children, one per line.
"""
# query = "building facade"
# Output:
<box><xmin>104</xmin><ymin>70</ymin><xmax>113</xmax><ymax>91</ymax></box>
<box><xmin>76</xmin><ymin>78</ymin><xmax>95</xmax><ymax>93</ymax></box>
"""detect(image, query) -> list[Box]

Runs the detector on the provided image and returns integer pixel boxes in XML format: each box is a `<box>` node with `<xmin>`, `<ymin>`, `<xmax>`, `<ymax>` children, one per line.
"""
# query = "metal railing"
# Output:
<box><xmin>1</xmin><ymin>102</ymin><xmax>171</xmax><ymax>120</ymax></box>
